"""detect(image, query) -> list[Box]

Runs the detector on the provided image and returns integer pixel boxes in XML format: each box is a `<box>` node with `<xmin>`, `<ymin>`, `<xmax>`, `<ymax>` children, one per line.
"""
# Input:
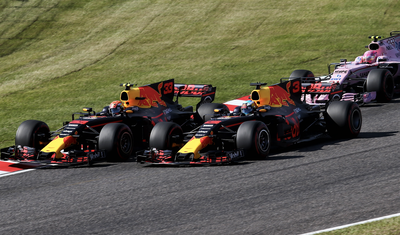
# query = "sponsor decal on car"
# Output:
<box><xmin>87</xmin><ymin>151</ymin><xmax>106</xmax><ymax>161</ymax></box>
<box><xmin>227</xmin><ymin>150</ymin><xmax>244</xmax><ymax>160</ymax></box>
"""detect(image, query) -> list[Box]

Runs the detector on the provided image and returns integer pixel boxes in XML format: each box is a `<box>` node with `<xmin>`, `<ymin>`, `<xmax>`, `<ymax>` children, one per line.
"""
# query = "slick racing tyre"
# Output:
<box><xmin>197</xmin><ymin>103</ymin><xmax>230</xmax><ymax>122</ymax></box>
<box><xmin>325</xmin><ymin>101</ymin><xmax>362</xmax><ymax>139</ymax></box>
<box><xmin>99</xmin><ymin>123</ymin><xmax>133</xmax><ymax>161</ymax></box>
<box><xmin>236</xmin><ymin>121</ymin><xmax>270</xmax><ymax>159</ymax></box>
<box><xmin>289</xmin><ymin>69</ymin><xmax>315</xmax><ymax>81</ymax></box>
<box><xmin>366</xmin><ymin>69</ymin><xmax>394</xmax><ymax>102</ymax></box>
<box><xmin>149</xmin><ymin>122</ymin><xmax>183</xmax><ymax>153</ymax></box>
<box><xmin>15</xmin><ymin>120</ymin><xmax>50</xmax><ymax>152</ymax></box>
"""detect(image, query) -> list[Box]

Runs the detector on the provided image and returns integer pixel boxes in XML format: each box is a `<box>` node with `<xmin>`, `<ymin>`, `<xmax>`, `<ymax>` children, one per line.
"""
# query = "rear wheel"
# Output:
<box><xmin>236</xmin><ymin>121</ymin><xmax>270</xmax><ymax>159</ymax></box>
<box><xmin>197</xmin><ymin>103</ymin><xmax>230</xmax><ymax>122</ymax></box>
<box><xmin>325</xmin><ymin>101</ymin><xmax>362</xmax><ymax>139</ymax></box>
<box><xmin>149</xmin><ymin>122</ymin><xmax>183</xmax><ymax>153</ymax></box>
<box><xmin>366</xmin><ymin>69</ymin><xmax>394</xmax><ymax>102</ymax></box>
<box><xmin>15</xmin><ymin>120</ymin><xmax>50</xmax><ymax>152</ymax></box>
<box><xmin>99</xmin><ymin>123</ymin><xmax>133</xmax><ymax>161</ymax></box>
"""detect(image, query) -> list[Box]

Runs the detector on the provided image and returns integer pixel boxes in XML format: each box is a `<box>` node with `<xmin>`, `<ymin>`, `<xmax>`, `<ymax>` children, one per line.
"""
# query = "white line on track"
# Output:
<box><xmin>301</xmin><ymin>212</ymin><xmax>400</xmax><ymax>234</ymax></box>
<box><xmin>0</xmin><ymin>168</ymin><xmax>36</xmax><ymax>178</ymax></box>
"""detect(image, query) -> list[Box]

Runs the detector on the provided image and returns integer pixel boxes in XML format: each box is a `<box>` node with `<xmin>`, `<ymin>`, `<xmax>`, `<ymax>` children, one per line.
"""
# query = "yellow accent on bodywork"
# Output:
<box><xmin>251</xmin><ymin>87</ymin><xmax>273</xmax><ymax>107</ymax></box>
<box><xmin>120</xmin><ymin>88</ymin><xmax>141</xmax><ymax>108</ymax></box>
<box><xmin>177</xmin><ymin>136</ymin><xmax>212</xmax><ymax>159</ymax></box>
<box><xmin>41</xmin><ymin>136</ymin><xmax>76</xmax><ymax>159</ymax></box>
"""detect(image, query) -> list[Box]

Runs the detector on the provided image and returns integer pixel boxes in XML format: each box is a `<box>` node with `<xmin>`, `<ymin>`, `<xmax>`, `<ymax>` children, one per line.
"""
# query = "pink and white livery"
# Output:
<box><xmin>288</xmin><ymin>31</ymin><xmax>400</xmax><ymax>105</ymax></box>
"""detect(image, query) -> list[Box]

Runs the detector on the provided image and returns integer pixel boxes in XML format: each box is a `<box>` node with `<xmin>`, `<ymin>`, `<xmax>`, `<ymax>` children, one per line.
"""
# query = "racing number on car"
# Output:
<box><xmin>163</xmin><ymin>82</ymin><xmax>173</xmax><ymax>94</ymax></box>
<box><xmin>277</xmin><ymin>115</ymin><xmax>300</xmax><ymax>141</ymax></box>
<box><xmin>289</xmin><ymin>116</ymin><xmax>300</xmax><ymax>138</ymax></box>
<box><xmin>292</xmin><ymin>81</ymin><xmax>300</xmax><ymax>93</ymax></box>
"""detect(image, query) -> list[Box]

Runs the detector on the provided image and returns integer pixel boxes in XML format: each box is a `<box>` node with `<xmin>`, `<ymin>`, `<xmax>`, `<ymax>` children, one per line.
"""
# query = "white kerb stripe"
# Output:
<box><xmin>301</xmin><ymin>212</ymin><xmax>400</xmax><ymax>235</ymax></box>
<box><xmin>0</xmin><ymin>168</ymin><xmax>36</xmax><ymax>178</ymax></box>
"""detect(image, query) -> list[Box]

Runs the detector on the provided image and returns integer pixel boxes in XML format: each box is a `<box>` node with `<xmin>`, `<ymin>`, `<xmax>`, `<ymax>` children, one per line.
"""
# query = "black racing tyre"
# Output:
<box><xmin>325</xmin><ymin>101</ymin><xmax>362</xmax><ymax>139</ymax></box>
<box><xmin>366</xmin><ymin>69</ymin><xmax>394</xmax><ymax>102</ymax></box>
<box><xmin>149</xmin><ymin>122</ymin><xmax>183</xmax><ymax>152</ymax></box>
<box><xmin>99</xmin><ymin>123</ymin><xmax>133</xmax><ymax>161</ymax></box>
<box><xmin>289</xmin><ymin>69</ymin><xmax>315</xmax><ymax>81</ymax></box>
<box><xmin>197</xmin><ymin>103</ymin><xmax>230</xmax><ymax>122</ymax></box>
<box><xmin>236</xmin><ymin>121</ymin><xmax>270</xmax><ymax>159</ymax></box>
<box><xmin>15</xmin><ymin>120</ymin><xmax>50</xmax><ymax>151</ymax></box>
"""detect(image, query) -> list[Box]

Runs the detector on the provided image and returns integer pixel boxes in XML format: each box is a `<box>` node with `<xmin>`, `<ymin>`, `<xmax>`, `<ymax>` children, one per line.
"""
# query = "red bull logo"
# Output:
<box><xmin>268</xmin><ymin>81</ymin><xmax>295</xmax><ymax>107</ymax></box>
<box><xmin>199</xmin><ymin>136</ymin><xmax>213</xmax><ymax>149</ymax></box>
<box><xmin>137</xmin><ymin>82</ymin><xmax>167</xmax><ymax>108</ymax></box>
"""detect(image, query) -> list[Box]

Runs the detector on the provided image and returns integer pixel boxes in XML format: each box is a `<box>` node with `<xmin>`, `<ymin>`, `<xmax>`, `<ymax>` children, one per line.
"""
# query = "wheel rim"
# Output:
<box><xmin>351</xmin><ymin>109</ymin><xmax>361</xmax><ymax>131</ymax></box>
<box><xmin>258</xmin><ymin>129</ymin><xmax>270</xmax><ymax>152</ymax></box>
<box><xmin>119</xmin><ymin>132</ymin><xmax>132</xmax><ymax>155</ymax></box>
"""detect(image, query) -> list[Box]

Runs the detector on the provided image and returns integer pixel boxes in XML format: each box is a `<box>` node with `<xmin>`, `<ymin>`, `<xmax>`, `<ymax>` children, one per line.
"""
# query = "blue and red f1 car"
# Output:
<box><xmin>1</xmin><ymin>79</ymin><xmax>220</xmax><ymax>166</ymax></box>
<box><xmin>137</xmin><ymin>78</ymin><xmax>362</xmax><ymax>165</ymax></box>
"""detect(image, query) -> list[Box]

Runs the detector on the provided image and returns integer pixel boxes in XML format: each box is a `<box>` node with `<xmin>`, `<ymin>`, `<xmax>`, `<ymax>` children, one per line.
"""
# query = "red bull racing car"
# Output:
<box><xmin>1</xmin><ymin>79</ymin><xmax>220</xmax><ymax>166</ymax></box>
<box><xmin>290</xmin><ymin>31</ymin><xmax>400</xmax><ymax>105</ymax></box>
<box><xmin>137</xmin><ymin>78</ymin><xmax>362</xmax><ymax>165</ymax></box>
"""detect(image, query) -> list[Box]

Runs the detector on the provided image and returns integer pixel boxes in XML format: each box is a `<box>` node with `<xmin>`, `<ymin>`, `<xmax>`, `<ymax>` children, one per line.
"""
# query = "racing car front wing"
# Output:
<box><xmin>136</xmin><ymin>148</ymin><xmax>245</xmax><ymax>165</ymax></box>
<box><xmin>1</xmin><ymin>145</ymin><xmax>106</xmax><ymax>166</ymax></box>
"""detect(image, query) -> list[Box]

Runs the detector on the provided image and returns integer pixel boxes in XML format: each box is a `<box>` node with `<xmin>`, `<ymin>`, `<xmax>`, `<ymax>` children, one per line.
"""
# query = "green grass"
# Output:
<box><xmin>1</xmin><ymin>1</ymin><xmax>400</xmax><ymax>232</ymax></box>
<box><xmin>317</xmin><ymin>216</ymin><xmax>400</xmax><ymax>234</ymax></box>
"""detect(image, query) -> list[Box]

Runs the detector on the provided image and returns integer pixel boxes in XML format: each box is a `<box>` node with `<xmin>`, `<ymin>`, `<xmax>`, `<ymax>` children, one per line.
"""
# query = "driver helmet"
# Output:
<box><xmin>109</xmin><ymin>101</ymin><xmax>124</xmax><ymax>116</ymax></box>
<box><xmin>241</xmin><ymin>100</ymin><xmax>257</xmax><ymax>115</ymax></box>
<box><xmin>363</xmin><ymin>50</ymin><xmax>377</xmax><ymax>64</ymax></box>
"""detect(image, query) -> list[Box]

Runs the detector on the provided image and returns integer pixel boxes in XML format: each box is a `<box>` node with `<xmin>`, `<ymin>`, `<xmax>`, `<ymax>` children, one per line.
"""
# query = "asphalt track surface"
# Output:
<box><xmin>1</xmin><ymin>100</ymin><xmax>400</xmax><ymax>235</ymax></box>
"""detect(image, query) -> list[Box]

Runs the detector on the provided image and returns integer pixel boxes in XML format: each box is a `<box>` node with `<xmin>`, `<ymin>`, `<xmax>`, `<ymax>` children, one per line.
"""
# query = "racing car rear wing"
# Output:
<box><xmin>119</xmin><ymin>79</ymin><xmax>215</xmax><ymax>109</ymax></box>
<box><xmin>280</xmin><ymin>77</ymin><xmax>341</xmax><ymax>104</ymax></box>
<box><xmin>174</xmin><ymin>83</ymin><xmax>216</xmax><ymax>107</ymax></box>
<box><xmin>390</xmin><ymin>31</ymin><xmax>400</xmax><ymax>37</ymax></box>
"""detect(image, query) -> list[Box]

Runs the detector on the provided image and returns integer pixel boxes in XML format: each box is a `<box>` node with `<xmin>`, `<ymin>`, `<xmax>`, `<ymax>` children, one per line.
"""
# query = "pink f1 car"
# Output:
<box><xmin>289</xmin><ymin>31</ymin><xmax>400</xmax><ymax>105</ymax></box>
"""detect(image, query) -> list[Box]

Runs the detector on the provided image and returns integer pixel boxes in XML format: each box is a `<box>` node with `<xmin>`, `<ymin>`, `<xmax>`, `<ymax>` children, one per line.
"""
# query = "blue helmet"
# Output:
<box><xmin>241</xmin><ymin>100</ymin><xmax>256</xmax><ymax>115</ymax></box>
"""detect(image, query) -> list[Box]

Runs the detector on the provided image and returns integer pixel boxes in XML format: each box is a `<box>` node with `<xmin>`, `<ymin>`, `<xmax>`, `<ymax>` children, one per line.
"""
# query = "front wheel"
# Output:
<box><xmin>149</xmin><ymin>122</ymin><xmax>183</xmax><ymax>153</ymax></box>
<box><xmin>15</xmin><ymin>120</ymin><xmax>50</xmax><ymax>153</ymax></box>
<box><xmin>236</xmin><ymin>121</ymin><xmax>270</xmax><ymax>159</ymax></box>
<box><xmin>325</xmin><ymin>101</ymin><xmax>362</xmax><ymax>139</ymax></box>
<box><xmin>99</xmin><ymin>123</ymin><xmax>133</xmax><ymax>161</ymax></box>
<box><xmin>289</xmin><ymin>69</ymin><xmax>315</xmax><ymax>81</ymax></box>
<box><xmin>196</xmin><ymin>103</ymin><xmax>230</xmax><ymax>122</ymax></box>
